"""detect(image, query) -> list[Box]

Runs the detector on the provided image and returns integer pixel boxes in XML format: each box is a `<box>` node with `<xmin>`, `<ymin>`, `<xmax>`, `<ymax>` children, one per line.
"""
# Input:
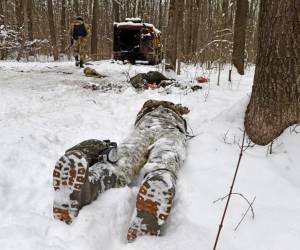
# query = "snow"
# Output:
<box><xmin>0</xmin><ymin>60</ymin><xmax>299</xmax><ymax>250</ymax></box>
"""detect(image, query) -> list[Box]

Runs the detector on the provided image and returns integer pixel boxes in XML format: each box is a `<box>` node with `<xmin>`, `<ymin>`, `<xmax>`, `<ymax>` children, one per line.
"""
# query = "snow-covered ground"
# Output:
<box><xmin>0</xmin><ymin>60</ymin><xmax>299</xmax><ymax>250</ymax></box>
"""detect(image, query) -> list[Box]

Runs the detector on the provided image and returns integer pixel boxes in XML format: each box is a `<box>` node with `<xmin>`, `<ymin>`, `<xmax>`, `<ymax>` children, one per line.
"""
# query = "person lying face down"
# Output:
<box><xmin>52</xmin><ymin>99</ymin><xmax>190</xmax><ymax>241</ymax></box>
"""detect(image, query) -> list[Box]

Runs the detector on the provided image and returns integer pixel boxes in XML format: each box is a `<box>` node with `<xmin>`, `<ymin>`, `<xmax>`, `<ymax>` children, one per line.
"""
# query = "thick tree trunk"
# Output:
<box><xmin>244</xmin><ymin>0</ymin><xmax>300</xmax><ymax>145</ymax></box>
<box><xmin>91</xmin><ymin>0</ymin><xmax>99</xmax><ymax>60</ymax></box>
<box><xmin>232</xmin><ymin>0</ymin><xmax>248</xmax><ymax>75</ymax></box>
<box><xmin>47</xmin><ymin>0</ymin><xmax>59</xmax><ymax>60</ymax></box>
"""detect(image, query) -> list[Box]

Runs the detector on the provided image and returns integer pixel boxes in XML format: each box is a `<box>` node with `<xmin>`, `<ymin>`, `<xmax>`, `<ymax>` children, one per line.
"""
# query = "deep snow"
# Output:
<box><xmin>0</xmin><ymin>60</ymin><xmax>299</xmax><ymax>250</ymax></box>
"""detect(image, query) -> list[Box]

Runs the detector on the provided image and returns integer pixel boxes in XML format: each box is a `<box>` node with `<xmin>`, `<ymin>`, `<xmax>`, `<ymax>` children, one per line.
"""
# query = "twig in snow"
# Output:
<box><xmin>234</xmin><ymin>196</ymin><xmax>256</xmax><ymax>231</ymax></box>
<box><xmin>213</xmin><ymin>192</ymin><xmax>255</xmax><ymax>220</ymax></box>
<box><xmin>289</xmin><ymin>124</ymin><xmax>300</xmax><ymax>134</ymax></box>
<box><xmin>223</xmin><ymin>130</ymin><xmax>233</xmax><ymax>145</ymax></box>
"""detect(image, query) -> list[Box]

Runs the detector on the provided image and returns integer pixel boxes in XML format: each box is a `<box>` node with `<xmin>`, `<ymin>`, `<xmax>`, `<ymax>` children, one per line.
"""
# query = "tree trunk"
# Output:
<box><xmin>47</xmin><ymin>0</ymin><xmax>59</xmax><ymax>60</ymax></box>
<box><xmin>158</xmin><ymin>0</ymin><xmax>163</xmax><ymax>30</ymax></box>
<box><xmin>74</xmin><ymin>0</ymin><xmax>79</xmax><ymax>16</ymax></box>
<box><xmin>16</xmin><ymin>0</ymin><xmax>24</xmax><ymax>28</ymax></box>
<box><xmin>0</xmin><ymin>1</ymin><xmax>3</xmax><ymax>18</ymax></box>
<box><xmin>166</xmin><ymin>0</ymin><xmax>179</xmax><ymax>69</ymax></box>
<box><xmin>113</xmin><ymin>0</ymin><xmax>120</xmax><ymax>22</ymax></box>
<box><xmin>191</xmin><ymin>0</ymin><xmax>201</xmax><ymax>54</ymax></box>
<box><xmin>16</xmin><ymin>0</ymin><xmax>24</xmax><ymax>60</ymax></box>
<box><xmin>60</xmin><ymin>0</ymin><xmax>66</xmax><ymax>54</ymax></box>
<box><xmin>244</xmin><ymin>0</ymin><xmax>300</xmax><ymax>145</ymax></box>
<box><xmin>91</xmin><ymin>0</ymin><xmax>99</xmax><ymax>60</ymax></box>
<box><xmin>26</xmin><ymin>0</ymin><xmax>33</xmax><ymax>41</ymax></box>
<box><xmin>232</xmin><ymin>0</ymin><xmax>248</xmax><ymax>75</ymax></box>
<box><xmin>184</xmin><ymin>0</ymin><xmax>192</xmax><ymax>57</ymax></box>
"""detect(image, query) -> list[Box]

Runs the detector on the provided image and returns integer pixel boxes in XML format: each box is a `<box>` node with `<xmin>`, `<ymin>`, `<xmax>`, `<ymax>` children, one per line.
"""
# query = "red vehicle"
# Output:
<box><xmin>113</xmin><ymin>18</ymin><xmax>162</xmax><ymax>65</ymax></box>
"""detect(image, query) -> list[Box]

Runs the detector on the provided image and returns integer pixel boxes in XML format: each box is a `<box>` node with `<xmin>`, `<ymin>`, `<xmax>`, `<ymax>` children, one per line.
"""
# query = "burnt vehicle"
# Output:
<box><xmin>113</xmin><ymin>18</ymin><xmax>162</xmax><ymax>65</ymax></box>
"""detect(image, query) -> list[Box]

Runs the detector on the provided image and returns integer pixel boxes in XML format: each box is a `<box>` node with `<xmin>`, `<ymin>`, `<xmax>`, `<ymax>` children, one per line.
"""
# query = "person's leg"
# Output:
<box><xmin>79</xmin><ymin>38</ymin><xmax>87</xmax><ymax>68</ymax></box>
<box><xmin>53</xmin><ymin>131</ymin><xmax>155</xmax><ymax>224</ymax></box>
<box><xmin>53</xmin><ymin>140</ymin><xmax>119</xmax><ymax>223</ymax></box>
<box><xmin>127</xmin><ymin>118</ymin><xmax>187</xmax><ymax>240</ymax></box>
<box><xmin>73</xmin><ymin>40</ymin><xmax>80</xmax><ymax>66</ymax></box>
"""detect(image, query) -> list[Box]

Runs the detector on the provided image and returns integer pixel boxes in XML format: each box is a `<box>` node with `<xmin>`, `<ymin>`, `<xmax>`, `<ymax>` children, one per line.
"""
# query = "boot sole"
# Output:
<box><xmin>53</xmin><ymin>150</ymin><xmax>88</xmax><ymax>224</ymax></box>
<box><xmin>127</xmin><ymin>178</ymin><xmax>174</xmax><ymax>241</ymax></box>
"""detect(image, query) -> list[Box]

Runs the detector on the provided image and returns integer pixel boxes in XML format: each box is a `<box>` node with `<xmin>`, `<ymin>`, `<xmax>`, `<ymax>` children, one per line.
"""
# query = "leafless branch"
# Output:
<box><xmin>234</xmin><ymin>196</ymin><xmax>256</xmax><ymax>231</ymax></box>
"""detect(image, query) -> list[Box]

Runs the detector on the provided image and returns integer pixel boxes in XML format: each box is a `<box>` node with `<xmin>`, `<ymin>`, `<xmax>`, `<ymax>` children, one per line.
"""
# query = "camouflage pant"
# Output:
<box><xmin>54</xmin><ymin>102</ymin><xmax>187</xmax><ymax>237</ymax></box>
<box><xmin>73</xmin><ymin>37</ymin><xmax>88</xmax><ymax>61</ymax></box>
<box><xmin>72</xmin><ymin>106</ymin><xmax>187</xmax><ymax>204</ymax></box>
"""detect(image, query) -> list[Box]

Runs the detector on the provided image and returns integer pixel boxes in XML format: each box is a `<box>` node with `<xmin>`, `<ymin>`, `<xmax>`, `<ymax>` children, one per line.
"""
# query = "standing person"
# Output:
<box><xmin>70</xmin><ymin>16</ymin><xmax>90</xmax><ymax>68</ymax></box>
<box><xmin>52</xmin><ymin>100</ymin><xmax>189</xmax><ymax>241</ymax></box>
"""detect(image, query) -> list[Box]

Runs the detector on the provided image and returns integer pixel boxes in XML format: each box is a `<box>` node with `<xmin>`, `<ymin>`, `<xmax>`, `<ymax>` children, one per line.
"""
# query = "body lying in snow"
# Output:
<box><xmin>52</xmin><ymin>99</ymin><xmax>189</xmax><ymax>241</ymax></box>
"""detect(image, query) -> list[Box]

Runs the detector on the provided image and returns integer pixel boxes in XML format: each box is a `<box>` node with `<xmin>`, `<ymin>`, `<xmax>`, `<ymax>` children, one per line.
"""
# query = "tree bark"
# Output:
<box><xmin>0</xmin><ymin>1</ymin><xmax>3</xmax><ymax>18</ymax></box>
<box><xmin>244</xmin><ymin>0</ymin><xmax>300</xmax><ymax>145</ymax></box>
<box><xmin>74</xmin><ymin>0</ymin><xmax>79</xmax><ymax>16</ymax></box>
<box><xmin>16</xmin><ymin>0</ymin><xmax>24</xmax><ymax>28</ymax></box>
<box><xmin>166</xmin><ymin>0</ymin><xmax>179</xmax><ymax>69</ymax></box>
<box><xmin>47</xmin><ymin>0</ymin><xmax>59</xmax><ymax>60</ymax></box>
<box><xmin>232</xmin><ymin>0</ymin><xmax>248</xmax><ymax>75</ymax></box>
<box><xmin>191</xmin><ymin>0</ymin><xmax>201</xmax><ymax>54</ymax></box>
<box><xmin>91</xmin><ymin>0</ymin><xmax>99</xmax><ymax>60</ymax></box>
<box><xmin>184</xmin><ymin>0</ymin><xmax>192</xmax><ymax>57</ymax></box>
<box><xmin>60</xmin><ymin>0</ymin><xmax>66</xmax><ymax>54</ymax></box>
<box><xmin>113</xmin><ymin>0</ymin><xmax>120</xmax><ymax>22</ymax></box>
<box><xmin>26</xmin><ymin>0</ymin><xmax>33</xmax><ymax>41</ymax></box>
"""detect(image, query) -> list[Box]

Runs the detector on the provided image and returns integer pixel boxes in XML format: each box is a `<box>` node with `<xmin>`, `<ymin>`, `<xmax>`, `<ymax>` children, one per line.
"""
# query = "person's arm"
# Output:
<box><xmin>85</xmin><ymin>23</ymin><xmax>91</xmax><ymax>38</ymax></box>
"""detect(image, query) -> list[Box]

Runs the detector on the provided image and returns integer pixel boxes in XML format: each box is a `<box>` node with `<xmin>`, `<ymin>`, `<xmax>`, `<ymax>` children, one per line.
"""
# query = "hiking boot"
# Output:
<box><xmin>79</xmin><ymin>59</ymin><xmax>84</xmax><ymax>68</ymax></box>
<box><xmin>127</xmin><ymin>170</ymin><xmax>175</xmax><ymax>242</ymax></box>
<box><xmin>75</xmin><ymin>56</ymin><xmax>79</xmax><ymax>66</ymax></box>
<box><xmin>53</xmin><ymin>150</ymin><xmax>88</xmax><ymax>224</ymax></box>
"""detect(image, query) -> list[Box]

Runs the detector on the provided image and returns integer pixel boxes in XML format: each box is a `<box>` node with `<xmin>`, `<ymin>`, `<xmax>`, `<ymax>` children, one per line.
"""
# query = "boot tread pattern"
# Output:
<box><xmin>53</xmin><ymin>150</ymin><xmax>88</xmax><ymax>224</ymax></box>
<box><xmin>127</xmin><ymin>177</ymin><xmax>174</xmax><ymax>241</ymax></box>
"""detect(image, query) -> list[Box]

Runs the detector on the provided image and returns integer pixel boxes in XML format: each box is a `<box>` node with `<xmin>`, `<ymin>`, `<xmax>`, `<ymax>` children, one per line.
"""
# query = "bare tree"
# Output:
<box><xmin>91</xmin><ymin>0</ymin><xmax>99</xmax><ymax>60</ymax></box>
<box><xmin>113</xmin><ymin>0</ymin><xmax>120</xmax><ymax>22</ymax></box>
<box><xmin>60</xmin><ymin>0</ymin><xmax>66</xmax><ymax>54</ymax></box>
<box><xmin>47</xmin><ymin>0</ymin><xmax>59</xmax><ymax>60</ymax></box>
<box><xmin>232</xmin><ymin>0</ymin><xmax>248</xmax><ymax>75</ymax></box>
<box><xmin>244</xmin><ymin>0</ymin><xmax>300</xmax><ymax>145</ymax></box>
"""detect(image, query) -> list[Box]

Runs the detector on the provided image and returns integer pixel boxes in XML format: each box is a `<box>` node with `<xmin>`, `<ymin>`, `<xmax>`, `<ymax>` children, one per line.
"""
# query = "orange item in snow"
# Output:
<box><xmin>147</xmin><ymin>83</ymin><xmax>157</xmax><ymax>89</ymax></box>
<box><xmin>196</xmin><ymin>76</ymin><xmax>208</xmax><ymax>83</ymax></box>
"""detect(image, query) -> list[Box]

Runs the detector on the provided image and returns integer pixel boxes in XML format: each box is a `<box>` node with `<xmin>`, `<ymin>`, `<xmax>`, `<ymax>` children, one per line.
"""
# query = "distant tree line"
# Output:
<box><xmin>0</xmin><ymin>0</ymin><xmax>259</xmax><ymax>64</ymax></box>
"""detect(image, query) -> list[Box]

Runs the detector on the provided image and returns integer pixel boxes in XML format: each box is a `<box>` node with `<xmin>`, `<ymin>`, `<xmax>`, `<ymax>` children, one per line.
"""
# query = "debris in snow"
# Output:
<box><xmin>196</xmin><ymin>76</ymin><xmax>209</xmax><ymax>83</ymax></box>
<box><xmin>83</xmin><ymin>83</ymin><xmax>100</xmax><ymax>91</ymax></box>
<box><xmin>191</xmin><ymin>85</ymin><xmax>203</xmax><ymax>91</ymax></box>
<box><xmin>130</xmin><ymin>71</ymin><xmax>173</xmax><ymax>90</ymax></box>
<box><xmin>84</xmin><ymin>67</ymin><xmax>106</xmax><ymax>78</ymax></box>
